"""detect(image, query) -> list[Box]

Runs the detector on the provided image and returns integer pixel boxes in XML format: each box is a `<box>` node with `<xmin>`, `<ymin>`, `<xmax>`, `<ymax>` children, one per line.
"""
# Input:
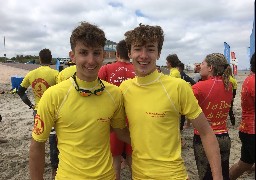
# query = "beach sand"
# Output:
<box><xmin>0</xmin><ymin>63</ymin><xmax>254</xmax><ymax>179</ymax></box>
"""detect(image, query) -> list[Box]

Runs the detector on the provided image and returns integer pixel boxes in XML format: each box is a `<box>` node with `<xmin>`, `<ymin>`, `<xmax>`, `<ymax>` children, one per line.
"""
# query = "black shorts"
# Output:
<box><xmin>239</xmin><ymin>131</ymin><xmax>255</xmax><ymax>164</ymax></box>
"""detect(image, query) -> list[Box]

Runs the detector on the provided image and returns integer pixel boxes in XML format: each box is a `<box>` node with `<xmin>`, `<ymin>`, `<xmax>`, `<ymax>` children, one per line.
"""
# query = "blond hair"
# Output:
<box><xmin>205</xmin><ymin>53</ymin><xmax>230</xmax><ymax>90</ymax></box>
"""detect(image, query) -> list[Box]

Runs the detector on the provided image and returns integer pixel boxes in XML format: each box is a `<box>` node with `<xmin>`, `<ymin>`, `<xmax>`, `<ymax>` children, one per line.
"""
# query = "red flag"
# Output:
<box><xmin>231</xmin><ymin>52</ymin><xmax>236</xmax><ymax>59</ymax></box>
<box><xmin>233</xmin><ymin>65</ymin><xmax>237</xmax><ymax>75</ymax></box>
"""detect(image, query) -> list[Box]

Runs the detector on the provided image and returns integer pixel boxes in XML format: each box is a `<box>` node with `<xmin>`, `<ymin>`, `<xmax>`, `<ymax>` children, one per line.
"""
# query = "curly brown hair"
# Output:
<box><xmin>205</xmin><ymin>53</ymin><xmax>230</xmax><ymax>90</ymax></box>
<box><xmin>70</xmin><ymin>22</ymin><xmax>106</xmax><ymax>51</ymax></box>
<box><xmin>39</xmin><ymin>48</ymin><xmax>52</xmax><ymax>64</ymax></box>
<box><xmin>124</xmin><ymin>23</ymin><xmax>164</xmax><ymax>55</ymax></box>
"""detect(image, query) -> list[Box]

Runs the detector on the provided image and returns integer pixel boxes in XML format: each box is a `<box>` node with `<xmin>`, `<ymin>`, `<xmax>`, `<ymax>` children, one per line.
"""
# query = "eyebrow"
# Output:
<box><xmin>146</xmin><ymin>44</ymin><xmax>156</xmax><ymax>48</ymax></box>
<box><xmin>133</xmin><ymin>43</ymin><xmax>156</xmax><ymax>48</ymax></box>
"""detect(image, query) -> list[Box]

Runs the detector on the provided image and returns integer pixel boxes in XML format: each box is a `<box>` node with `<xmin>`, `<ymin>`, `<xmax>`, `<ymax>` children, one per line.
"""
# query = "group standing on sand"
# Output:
<box><xmin>3</xmin><ymin>20</ymin><xmax>253</xmax><ymax>180</ymax></box>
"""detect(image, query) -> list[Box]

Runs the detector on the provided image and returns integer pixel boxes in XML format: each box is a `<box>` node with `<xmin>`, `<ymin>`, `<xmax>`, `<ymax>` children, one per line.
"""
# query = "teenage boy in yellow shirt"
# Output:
<box><xmin>120</xmin><ymin>23</ymin><xmax>223</xmax><ymax>180</ymax></box>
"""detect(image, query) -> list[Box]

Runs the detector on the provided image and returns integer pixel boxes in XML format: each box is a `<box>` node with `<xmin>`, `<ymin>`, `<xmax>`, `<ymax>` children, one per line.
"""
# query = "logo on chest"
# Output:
<box><xmin>97</xmin><ymin>117</ymin><xmax>111</xmax><ymax>123</ymax></box>
<box><xmin>146</xmin><ymin>111</ymin><xmax>167</xmax><ymax>118</ymax></box>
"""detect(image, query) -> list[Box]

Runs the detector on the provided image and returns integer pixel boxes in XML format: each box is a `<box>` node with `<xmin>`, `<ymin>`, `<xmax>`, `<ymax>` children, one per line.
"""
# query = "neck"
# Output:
<box><xmin>41</xmin><ymin>63</ymin><xmax>50</xmax><ymax>66</ymax></box>
<box><xmin>118</xmin><ymin>58</ymin><xmax>130</xmax><ymax>63</ymax></box>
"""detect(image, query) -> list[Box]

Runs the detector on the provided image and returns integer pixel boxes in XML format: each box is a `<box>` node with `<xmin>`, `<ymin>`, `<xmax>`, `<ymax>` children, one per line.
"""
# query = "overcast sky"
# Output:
<box><xmin>0</xmin><ymin>0</ymin><xmax>254</xmax><ymax>69</ymax></box>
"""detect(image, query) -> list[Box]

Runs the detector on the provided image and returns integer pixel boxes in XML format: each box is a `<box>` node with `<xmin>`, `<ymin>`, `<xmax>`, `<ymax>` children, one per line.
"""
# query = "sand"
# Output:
<box><xmin>0</xmin><ymin>63</ymin><xmax>254</xmax><ymax>179</ymax></box>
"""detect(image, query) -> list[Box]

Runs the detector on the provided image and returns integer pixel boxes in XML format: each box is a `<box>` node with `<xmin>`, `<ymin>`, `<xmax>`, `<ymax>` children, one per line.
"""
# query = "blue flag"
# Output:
<box><xmin>224</xmin><ymin>42</ymin><xmax>230</xmax><ymax>64</ymax></box>
<box><xmin>56</xmin><ymin>59</ymin><xmax>60</xmax><ymax>71</ymax></box>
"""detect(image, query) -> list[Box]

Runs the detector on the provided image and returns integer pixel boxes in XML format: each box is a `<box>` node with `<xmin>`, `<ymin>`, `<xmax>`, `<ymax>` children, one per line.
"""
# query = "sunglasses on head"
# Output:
<box><xmin>72</xmin><ymin>73</ymin><xmax>105</xmax><ymax>97</ymax></box>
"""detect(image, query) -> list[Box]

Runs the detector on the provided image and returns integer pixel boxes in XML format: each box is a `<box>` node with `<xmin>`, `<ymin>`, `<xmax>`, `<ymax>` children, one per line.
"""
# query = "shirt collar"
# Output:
<box><xmin>136</xmin><ymin>70</ymin><xmax>161</xmax><ymax>86</ymax></box>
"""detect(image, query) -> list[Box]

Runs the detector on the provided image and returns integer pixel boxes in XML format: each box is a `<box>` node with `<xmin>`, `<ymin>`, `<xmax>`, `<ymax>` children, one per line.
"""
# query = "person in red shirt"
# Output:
<box><xmin>98</xmin><ymin>40</ymin><xmax>135</xmax><ymax>180</ymax></box>
<box><xmin>192</xmin><ymin>53</ymin><xmax>233</xmax><ymax>180</ymax></box>
<box><xmin>229</xmin><ymin>53</ymin><xmax>255</xmax><ymax>180</ymax></box>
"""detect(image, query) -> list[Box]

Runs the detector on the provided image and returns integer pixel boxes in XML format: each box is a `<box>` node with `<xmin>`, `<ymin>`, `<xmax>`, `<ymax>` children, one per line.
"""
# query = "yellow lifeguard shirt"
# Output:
<box><xmin>169</xmin><ymin>67</ymin><xmax>181</xmax><ymax>78</ymax></box>
<box><xmin>229</xmin><ymin>75</ymin><xmax>237</xmax><ymax>90</ymax></box>
<box><xmin>32</xmin><ymin>76</ymin><xmax>126</xmax><ymax>179</ymax></box>
<box><xmin>57</xmin><ymin>65</ymin><xmax>76</xmax><ymax>83</ymax></box>
<box><xmin>20</xmin><ymin>66</ymin><xmax>58</xmax><ymax>110</ymax></box>
<box><xmin>120</xmin><ymin>70</ymin><xmax>202</xmax><ymax>179</ymax></box>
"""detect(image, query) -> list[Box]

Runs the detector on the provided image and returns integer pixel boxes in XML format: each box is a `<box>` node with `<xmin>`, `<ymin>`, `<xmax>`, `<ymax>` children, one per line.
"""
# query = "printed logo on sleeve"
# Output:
<box><xmin>33</xmin><ymin>114</ymin><xmax>44</xmax><ymax>135</ymax></box>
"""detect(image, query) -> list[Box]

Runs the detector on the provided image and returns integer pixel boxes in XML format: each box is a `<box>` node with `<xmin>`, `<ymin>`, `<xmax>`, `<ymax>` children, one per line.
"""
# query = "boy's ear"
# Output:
<box><xmin>69</xmin><ymin>51</ymin><xmax>75</xmax><ymax>63</ymax></box>
<box><xmin>128</xmin><ymin>51</ymin><xmax>132</xmax><ymax>59</ymax></box>
<box><xmin>208</xmin><ymin>65</ymin><xmax>213</xmax><ymax>72</ymax></box>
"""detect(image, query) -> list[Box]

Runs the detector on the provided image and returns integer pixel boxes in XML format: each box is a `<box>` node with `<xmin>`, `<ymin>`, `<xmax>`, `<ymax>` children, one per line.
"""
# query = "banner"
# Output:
<box><xmin>233</xmin><ymin>64</ymin><xmax>237</xmax><ymax>76</ymax></box>
<box><xmin>249</xmin><ymin>2</ymin><xmax>255</xmax><ymax>58</ymax></box>
<box><xmin>231</xmin><ymin>51</ymin><xmax>236</xmax><ymax>59</ymax></box>
<box><xmin>230</xmin><ymin>52</ymin><xmax>238</xmax><ymax>65</ymax></box>
<box><xmin>224</xmin><ymin>42</ymin><xmax>230</xmax><ymax>64</ymax></box>
<box><xmin>230</xmin><ymin>51</ymin><xmax>238</xmax><ymax>76</ymax></box>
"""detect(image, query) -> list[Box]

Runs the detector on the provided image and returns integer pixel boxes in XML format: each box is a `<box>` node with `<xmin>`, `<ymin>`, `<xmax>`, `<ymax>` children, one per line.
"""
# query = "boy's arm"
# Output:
<box><xmin>112</xmin><ymin>127</ymin><xmax>131</xmax><ymax>145</ymax></box>
<box><xmin>29</xmin><ymin>139</ymin><xmax>45</xmax><ymax>180</ymax></box>
<box><xmin>191</xmin><ymin>112</ymin><xmax>223</xmax><ymax>180</ymax></box>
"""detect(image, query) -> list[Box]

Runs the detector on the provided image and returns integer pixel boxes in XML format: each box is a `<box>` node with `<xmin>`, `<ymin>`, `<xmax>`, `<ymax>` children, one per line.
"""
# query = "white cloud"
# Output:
<box><xmin>0</xmin><ymin>0</ymin><xmax>254</xmax><ymax>69</ymax></box>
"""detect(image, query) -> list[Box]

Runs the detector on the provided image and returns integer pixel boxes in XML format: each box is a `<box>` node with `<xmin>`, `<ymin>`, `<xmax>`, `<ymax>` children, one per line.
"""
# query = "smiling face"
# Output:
<box><xmin>70</xmin><ymin>41</ymin><xmax>104</xmax><ymax>82</ymax></box>
<box><xmin>129</xmin><ymin>42</ymin><xmax>159</xmax><ymax>77</ymax></box>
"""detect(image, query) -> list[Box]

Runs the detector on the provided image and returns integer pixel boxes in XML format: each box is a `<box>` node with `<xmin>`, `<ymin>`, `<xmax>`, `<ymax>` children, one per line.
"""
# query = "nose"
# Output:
<box><xmin>140</xmin><ymin>48</ymin><xmax>148</xmax><ymax>58</ymax></box>
<box><xmin>87</xmin><ymin>52</ymin><xmax>95</xmax><ymax>64</ymax></box>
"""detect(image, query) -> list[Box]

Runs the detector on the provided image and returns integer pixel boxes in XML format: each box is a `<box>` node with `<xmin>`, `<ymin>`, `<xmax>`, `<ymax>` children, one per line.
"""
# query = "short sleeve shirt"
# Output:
<box><xmin>192</xmin><ymin>76</ymin><xmax>233</xmax><ymax>135</ymax></box>
<box><xmin>57</xmin><ymin>65</ymin><xmax>76</xmax><ymax>83</ymax></box>
<box><xmin>169</xmin><ymin>67</ymin><xmax>181</xmax><ymax>78</ymax></box>
<box><xmin>239</xmin><ymin>73</ymin><xmax>255</xmax><ymax>134</ymax></box>
<box><xmin>229</xmin><ymin>76</ymin><xmax>238</xmax><ymax>90</ymax></box>
<box><xmin>120</xmin><ymin>70</ymin><xmax>202</xmax><ymax>179</ymax></box>
<box><xmin>20</xmin><ymin>66</ymin><xmax>59</xmax><ymax>109</ymax></box>
<box><xmin>98</xmin><ymin>61</ymin><xmax>135</xmax><ymax>86</ymax></box>
<box><xmin>32</xmin><ymin>77</ymin><xmax>126</xmax><ymax>179</ymax></box>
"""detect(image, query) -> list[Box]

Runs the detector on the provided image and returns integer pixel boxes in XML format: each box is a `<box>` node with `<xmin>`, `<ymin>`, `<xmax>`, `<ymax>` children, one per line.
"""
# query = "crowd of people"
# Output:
<box><xmin>1</xmin><ymin>21</ymin><xmax>254</xmax><ymax>180</ymax></box>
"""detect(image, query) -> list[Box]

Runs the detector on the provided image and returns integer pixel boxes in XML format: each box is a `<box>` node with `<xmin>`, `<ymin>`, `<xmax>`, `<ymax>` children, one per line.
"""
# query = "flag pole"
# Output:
<box><xmin>4</xmin><ymin>36</ymin><xmax>6</xmax><ymax>62</ymax></box>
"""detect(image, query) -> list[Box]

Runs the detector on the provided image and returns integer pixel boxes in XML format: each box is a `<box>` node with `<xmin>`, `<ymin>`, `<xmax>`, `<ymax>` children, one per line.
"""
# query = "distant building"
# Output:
<box><xmin>103</xmin><ymin>40</ymin><xmax>117</xmax><ymax>64</ymax></box>
<box><xmin>56</xmin><ymin>40</ymin><xmax>118</xmax><ymax>65</ymax></box>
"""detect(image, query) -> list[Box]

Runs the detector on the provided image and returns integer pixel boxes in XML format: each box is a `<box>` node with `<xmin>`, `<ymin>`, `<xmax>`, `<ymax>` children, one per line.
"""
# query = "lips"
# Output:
<box><xmin>138</xmin><ymin>61</ymin><xmax>149</xmax><ymax>65</ymax></box>
<box><xmin>86</xmin><ymin>66</ymin><xmax>97</xmax><ymax>70</ymax></box>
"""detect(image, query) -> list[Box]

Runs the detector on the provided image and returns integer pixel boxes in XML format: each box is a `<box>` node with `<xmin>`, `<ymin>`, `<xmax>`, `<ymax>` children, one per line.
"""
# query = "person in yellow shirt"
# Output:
<box><xmin>120</xmin><ymin>23</ymin><xmax>223</xmax><ymax>180</ymax></box>
<box><xmin>18</xmin><ymin>49</ymin><xmax>59</xmax><ymax>178</ymax></box>
<box><xmin>166</xmin><ymin>53</ymin><xmax>181</xmax><ymax>78</ymax></box>
<box><xmin>17</xmin><ymin>49</ymin><xmax>59</xmax><ymax>113</ymax></box>
<box><xmin>29</xmin><ymin>22</ymin><xmax>130</xmax><ymax>180</ymax></box>
<box><xmin>226</xmin><ymin>65</ymin><xmax>237</xmax><ymax>126</ymax></box>
<box><xmin>57</xmin><ymin>65</ymin><xmax>76</xmax><ymax>83</ymax></box>
<box><xmin>57</xmin><ymin>51</ymin><xmax>77</xmax><ymax>83</ymax></box>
